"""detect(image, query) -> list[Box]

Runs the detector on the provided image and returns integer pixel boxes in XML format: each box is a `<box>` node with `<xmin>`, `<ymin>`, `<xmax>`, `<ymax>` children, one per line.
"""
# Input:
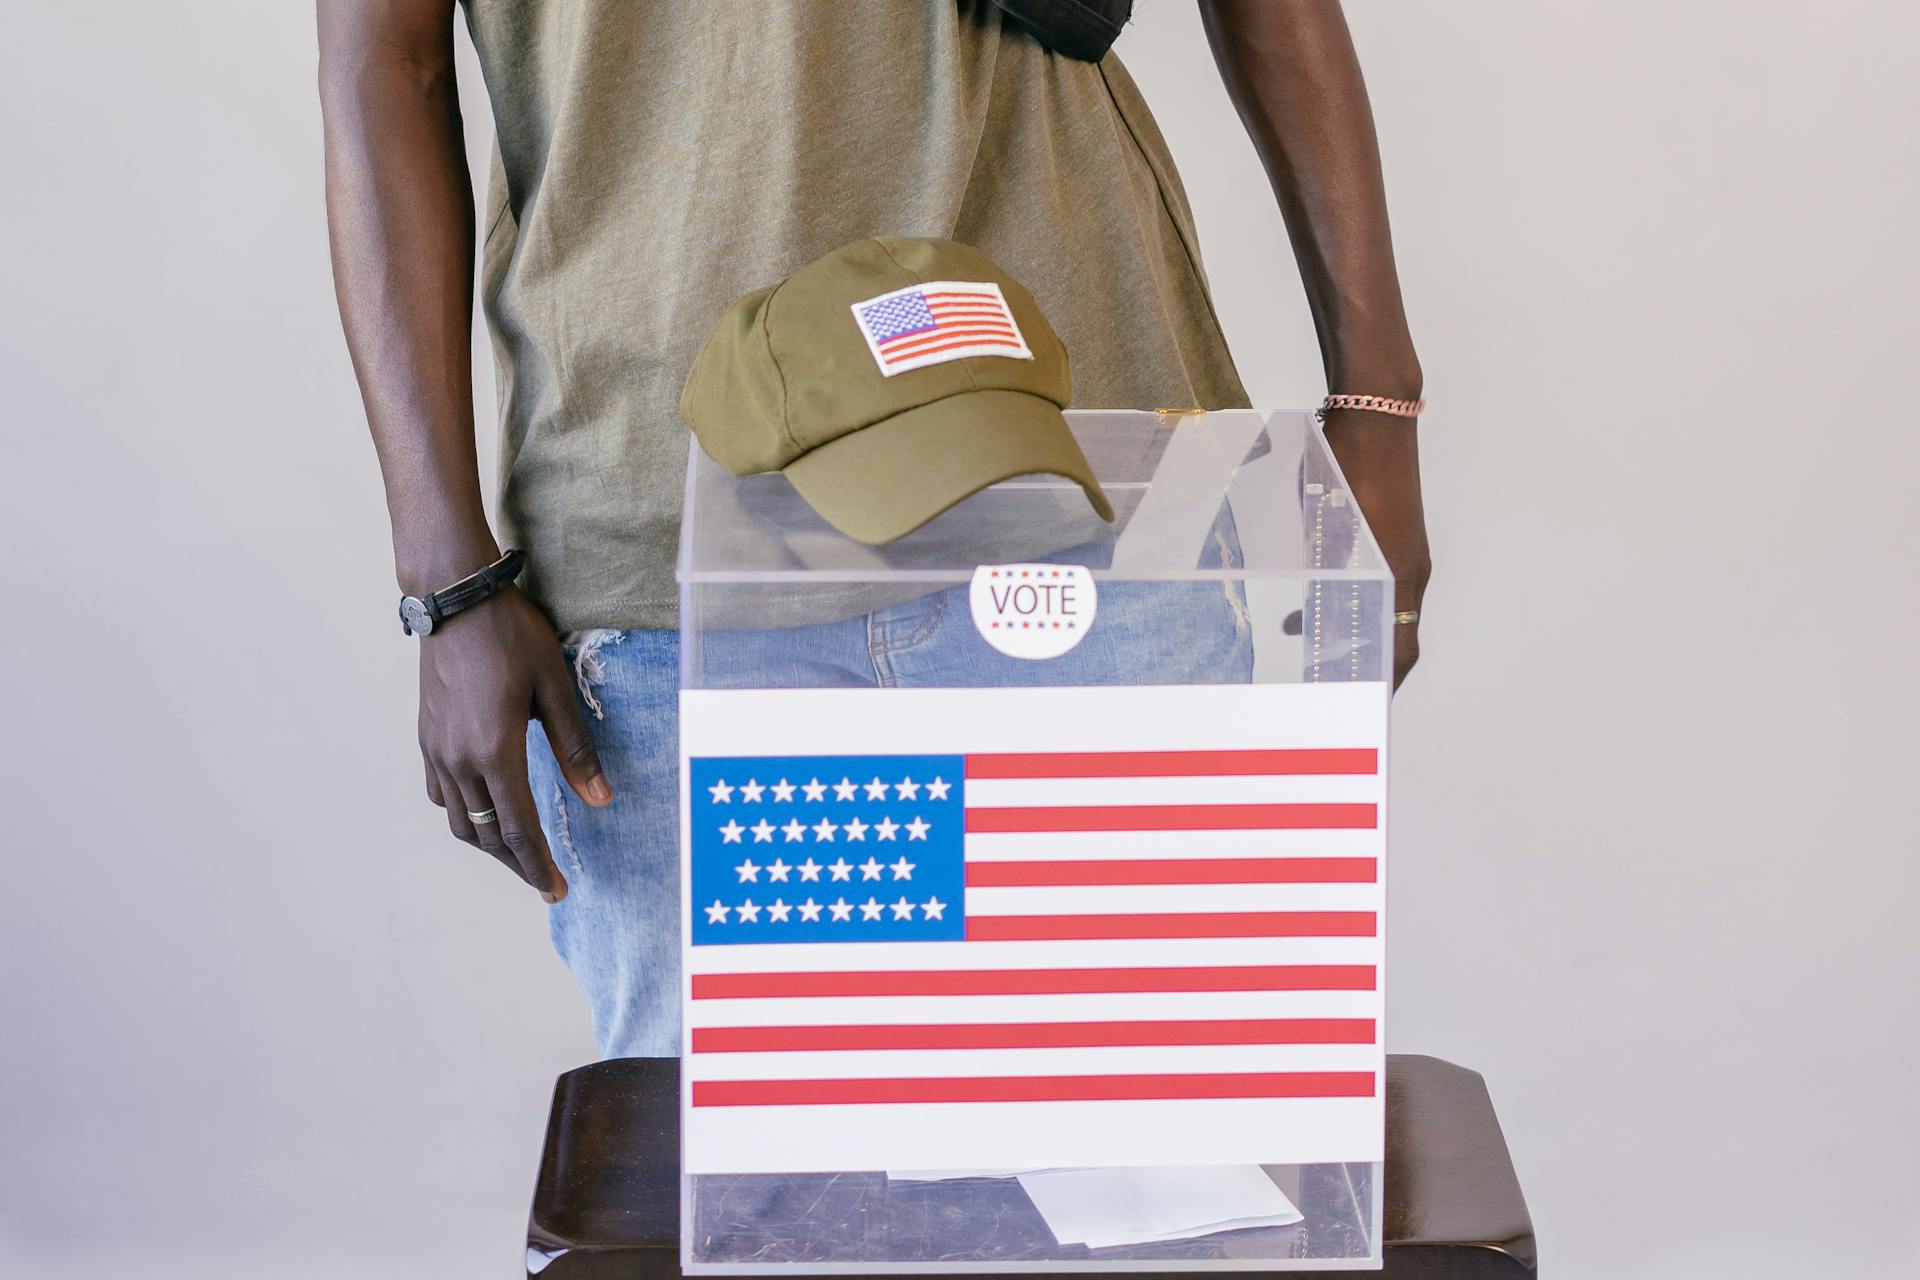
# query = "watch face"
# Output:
<box><xmin>400</xmin><ymin>596</ymin><xmax>435</xmax><ymax>636</ymax></box>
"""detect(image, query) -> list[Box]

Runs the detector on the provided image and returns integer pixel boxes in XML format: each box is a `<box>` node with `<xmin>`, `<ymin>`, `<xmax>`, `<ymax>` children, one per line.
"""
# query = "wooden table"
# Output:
<box><xmin>527</xmin><ymin>1054</ymin><xmax>1535</xmax><ymax>1278</ymax></box>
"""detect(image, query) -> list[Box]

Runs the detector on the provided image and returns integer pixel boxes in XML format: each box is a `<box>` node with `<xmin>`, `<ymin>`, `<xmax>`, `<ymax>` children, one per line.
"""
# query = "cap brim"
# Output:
<box><xmin>781</xmin><ymin>388</ymin><xmax>1115</xmax><ymax>544</ymax></box>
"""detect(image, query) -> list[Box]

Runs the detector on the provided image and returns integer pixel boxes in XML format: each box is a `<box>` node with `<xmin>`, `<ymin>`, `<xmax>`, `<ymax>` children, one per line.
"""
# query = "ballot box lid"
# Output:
<box><xmin>678</xmin><ymin>409</ymin><xmax>1390</xmax><ymax>586</ymax></box>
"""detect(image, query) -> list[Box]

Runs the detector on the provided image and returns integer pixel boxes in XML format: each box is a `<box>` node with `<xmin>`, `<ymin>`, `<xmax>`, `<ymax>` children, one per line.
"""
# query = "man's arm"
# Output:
<box><xmin>1199</xmin><ymin>0</ymin><xmax>1431</xmax><ymax>687</ymax></box>
<box><xmin>318</xmin><ymin>0</ymin><xmax>610</xmax><ymax>902</ymax></box>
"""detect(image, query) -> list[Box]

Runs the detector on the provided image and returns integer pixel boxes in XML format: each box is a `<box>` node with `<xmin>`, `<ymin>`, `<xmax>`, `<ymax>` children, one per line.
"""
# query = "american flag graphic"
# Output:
<box><xmin>850</xmin><ymin>279</ymin><xmax>1035</xmax><ymax>376</ymax></box>
<box><xmin>675</xmin><ymin>687</ymin><xmax>1382</xmax><ymax>1174</ymax></box>
<box><xmin>680</xmin><ymin>684</ymin><xmax>1386</xmax><ymax>1173</ymax></box>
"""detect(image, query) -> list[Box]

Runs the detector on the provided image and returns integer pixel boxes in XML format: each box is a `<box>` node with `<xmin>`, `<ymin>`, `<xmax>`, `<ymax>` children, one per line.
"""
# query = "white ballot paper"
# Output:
<box><xmin>1016</xmin><ymin>1166</ymin><xmax>1304</xmax><ymax>1249</ymax></box>
<box><xmin>887</xmin><ymin>1168</ymin><xmax>1063</xmax><ymax>1181</ymax></box>
<box><xmin>680</xmin><ymin>683</ymin><xmax>1388</xmax><ymax>1174</ymax></box>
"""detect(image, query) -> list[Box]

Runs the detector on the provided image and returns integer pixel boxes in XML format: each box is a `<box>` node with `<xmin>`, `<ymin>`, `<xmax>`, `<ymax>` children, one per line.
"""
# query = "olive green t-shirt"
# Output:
<box><xmin>462</xmin><ymin>0</ymin><xmax>1249</xmax><ymax>631</ymax></box>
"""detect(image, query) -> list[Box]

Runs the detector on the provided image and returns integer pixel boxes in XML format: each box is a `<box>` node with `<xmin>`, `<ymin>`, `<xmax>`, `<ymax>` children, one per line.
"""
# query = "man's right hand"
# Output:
<box><xmin>320</xmin><ymin>3</ymin><xmax>608</xmax><ymax>898</ymax></box>
<box><xmin>416</xmin><ymin>587</ymin><xmax>613</xmax><ymax>902</ymax></box>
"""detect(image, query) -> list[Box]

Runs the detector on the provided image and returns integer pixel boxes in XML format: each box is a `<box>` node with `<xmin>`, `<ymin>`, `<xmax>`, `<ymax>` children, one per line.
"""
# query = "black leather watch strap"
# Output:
<box><xmin>399</xmin><ymin>548</ymin><xmax>525</xmax><ymax>636</ymax></box>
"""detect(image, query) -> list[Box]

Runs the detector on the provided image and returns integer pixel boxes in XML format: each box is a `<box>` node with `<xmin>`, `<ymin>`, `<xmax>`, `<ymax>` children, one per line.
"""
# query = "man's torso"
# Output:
<box><xmin>463</xmin><ymin>0</ymin><xmax>1248</xmax><ymax>630</ymax></box>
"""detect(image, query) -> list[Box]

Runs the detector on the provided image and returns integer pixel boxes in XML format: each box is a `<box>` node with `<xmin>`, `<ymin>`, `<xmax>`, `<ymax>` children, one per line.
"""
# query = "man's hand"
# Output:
<box><xmin>1200</xmin><ymin>1</ymin><xmax>1428</xmax><ymax>686</ymax></box>
<box><xmin>416</xmin><ymin>588</ymin><xmax>612</xmax><ymax>901</ymax></box>
<box><xmin>1322</xmin><ymin>409</ymin><xmax>1430</xmax><ymax>689</ymax></box>
<box><xmin>320</xmin><ymin>2</ymin><xmax>610</xmax><ymax>898</ymax></box>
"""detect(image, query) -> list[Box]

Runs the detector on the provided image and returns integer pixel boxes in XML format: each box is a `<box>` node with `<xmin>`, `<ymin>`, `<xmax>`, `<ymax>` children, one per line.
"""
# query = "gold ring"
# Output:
<box><xmin>1393</xmin><ymin>610</ymin><xmax>1420</xmax><ymax>626</ymax></box>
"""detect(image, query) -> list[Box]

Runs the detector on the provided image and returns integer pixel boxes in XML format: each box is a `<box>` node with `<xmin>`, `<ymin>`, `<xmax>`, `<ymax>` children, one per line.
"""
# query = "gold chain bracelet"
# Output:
<box><xmin>1319</xmin><ymin>393</ymin><xmax>1425</xmax><ymax>418</ymax></box>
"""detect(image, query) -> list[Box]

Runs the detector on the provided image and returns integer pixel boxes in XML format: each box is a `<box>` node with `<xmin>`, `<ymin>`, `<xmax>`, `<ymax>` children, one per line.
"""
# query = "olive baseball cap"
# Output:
<box><xmin>680</xmin><ymin>237</ymin><xmax>1114</xmax><ymax>544</ymax></box>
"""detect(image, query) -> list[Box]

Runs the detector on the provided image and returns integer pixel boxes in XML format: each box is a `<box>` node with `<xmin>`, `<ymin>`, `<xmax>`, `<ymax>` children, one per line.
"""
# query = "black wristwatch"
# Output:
<box><xmin>398</xmin><ymin>549</ymin><xmax>525</xmax><ymax>636</ymax></box>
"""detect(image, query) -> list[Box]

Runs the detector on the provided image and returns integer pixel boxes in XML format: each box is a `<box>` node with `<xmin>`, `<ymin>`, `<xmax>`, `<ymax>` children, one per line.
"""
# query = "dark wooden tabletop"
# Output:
<box><xmin>528</xmin><ymin>1054</ymin><xmax>1534</xmax><ymax>1279</ymax></box>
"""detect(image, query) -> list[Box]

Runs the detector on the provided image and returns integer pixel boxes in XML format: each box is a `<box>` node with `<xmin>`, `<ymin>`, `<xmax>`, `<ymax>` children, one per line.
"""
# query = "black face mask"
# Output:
<box><xmin>986</xmin><ymin>0</ymin><xmax>1133</xmax><ymax>62</ymax></box>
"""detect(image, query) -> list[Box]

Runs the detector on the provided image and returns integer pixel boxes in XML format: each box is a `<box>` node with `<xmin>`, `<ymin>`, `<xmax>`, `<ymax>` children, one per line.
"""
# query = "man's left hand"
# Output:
<box><xmin>1321</xmin><ymin>408</ymin><xmax>1431</xmax><ymax>690</ymax></box>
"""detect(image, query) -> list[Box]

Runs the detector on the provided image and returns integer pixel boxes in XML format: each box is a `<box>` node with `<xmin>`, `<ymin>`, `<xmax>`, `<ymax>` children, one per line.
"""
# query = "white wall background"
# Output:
<box><xmin>2</xmin><ymin>3</ymin><xmax>1915</xmax><ymax>1277</ymax></box>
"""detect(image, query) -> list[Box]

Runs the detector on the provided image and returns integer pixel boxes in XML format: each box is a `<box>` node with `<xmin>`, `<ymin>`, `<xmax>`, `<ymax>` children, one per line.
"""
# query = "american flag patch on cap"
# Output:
<box><xmin>851</xmin><ymin>280</ymin><xmax>1034</xmax><ymax>377</ymax></box>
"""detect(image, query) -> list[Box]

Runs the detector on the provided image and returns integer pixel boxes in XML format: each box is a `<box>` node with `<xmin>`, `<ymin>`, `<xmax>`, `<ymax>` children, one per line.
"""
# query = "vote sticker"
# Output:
<box><xmin>969</xmin><ymin>564</ymin><xmax>1097</xmax><ymax>660</ymax></box>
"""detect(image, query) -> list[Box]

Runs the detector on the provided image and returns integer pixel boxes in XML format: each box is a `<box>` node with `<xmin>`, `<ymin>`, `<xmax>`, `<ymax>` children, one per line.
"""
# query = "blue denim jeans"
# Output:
<box><xmin>528</xmin><ymin>576</ymin><xmax>1253</xmax><ymax>1058</ymax></box>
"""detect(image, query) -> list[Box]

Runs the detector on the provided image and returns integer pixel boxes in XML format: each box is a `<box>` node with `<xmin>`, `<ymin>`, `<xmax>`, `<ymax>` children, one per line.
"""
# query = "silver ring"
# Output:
<box><xmin>467</xmin><ymin>808</ymin><xmax>498</xmax><ymax>825</ymax></box>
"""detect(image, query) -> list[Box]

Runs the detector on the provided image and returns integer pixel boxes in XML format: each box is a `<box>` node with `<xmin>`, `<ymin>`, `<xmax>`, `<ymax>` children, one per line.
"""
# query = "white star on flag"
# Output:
<box><xmin>736</xmin><ymin>899</ymin><xmax>761</xmax><ymax>923</ymax></box>
<box><xmin>889</xmin><ymin>856</ymin><xmax>915</xmax><ymax>880</ymax></box>
<box><xmin>766</xmin><ymin>858</ymin><xmax>791</xmax><ymax>882</ymax></box>
<box><xmin>921</xmin><ymin>895</ymin><xmax>946</xmax><ymax>920</ymax></box>
<box><xmin>828</xmin><ymin>897</ymin><xmax>853</xmax><ymax>921</ymax></box>
<box><xmin>895</xmin><ymin>777</ymin><xmax>920</xmax><ymax>800</ymax></box>
<box><xmin>874</xmin><ymin>817</ymin><xmax>900</xmax><ymax>841</ymax></box>
<box><xmin>781</xmin><ymin>819</ymin><xmax>806</xmax><ymax>842</ymax></box>
<box><xmin>811</xmin><ymin>818</ymin><xmax>838</xmax><ymax>842</ymax></box>
<box><xmin>704</xmin><ymin>900</ymin><xmax>729</xmax><ymax>924</ymax></box>
<box><xmin>708</xmin><ymin>780</ymin><xmax>734</xmax><ymax>803</ymax></box>
<box><xmin>859</xmin><ymin>857</ymin><xmax>884</xmax><ymax>881</ymax></box>
<box><xmin>767</xmin><ymin>898</ymin><xmax>792</xmax><ymax>923</ymax></box>
<box><xmin>770</xmin><ymin>779</ymin><xmax>797</xmax><ymax>802</ymax></box>
<box><xmin>739</xmin><ymin>779</ymin><xmax>765</xmax><ymax>803</ymax></box>
<box><xmin>797</xmin><ymin>898</ymin><xmax>823</xmax><ymax>922</ymax></box>
<box><xmin>719</xmin><ymin>820</ymin><xmax>745</xmax><ymax>844</ymax></box>
<box><xmin>925</xmin><ymin>777</ymin><xmax>951</xmax><ymax>800</ymax></box>
<box><xmin>801</xmin><ymin>778</ymin><xmax>828</xmax><ymax>803</ymax></box>
<box><xmin>734</xmin><ymin>858</ymin><xmax>760</xmax><ymax>883</ymax></box>
<box><xmin>905</xmin><ymin>816</ymin><xmax>931</xmax><ymax>841</ymax></box>
<box><xmin>750</xmin><ymin>819</ymin><xmax>775</xmax><ymax>843</ymax></box>
<box><xmin>889</xmin><ymin>897</ymin><xmax>916</xmax><ymax>920</ymax></box>
<box><xmin>797</xmin><ymin>858</ymin><xmax>822</xmax><ymax>881</ymax></box>
<box><xmin>864</xmin><ymin>777</ymin><xmax>889</xmax><ymax>801</ymax></box>
<box><xmin>843</xmin><ymin>816</ymin><xmax>869</xmax><ymax>841</ymax></box>
<box><xmin>859</xmin><ymin>898</ymin><xmax>884</xmax><ymax>921</ymax></box>
<box><xmin>833</xmin><ymin>778</ymin><xmax>858</xmax><ymax>802</ymax></box>
<box><xmin>828</xmin><ymin>858</ymin><xmax>853</xmax><ymax>881</ymax></box>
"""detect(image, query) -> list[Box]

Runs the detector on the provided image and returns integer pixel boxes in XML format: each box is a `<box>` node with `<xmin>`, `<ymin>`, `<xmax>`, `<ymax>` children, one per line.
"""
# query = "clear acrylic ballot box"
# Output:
<box><xmin>677</xmin><ymin>410</ymin><xmax>1392</xmax><ymax>1272</ymax></box>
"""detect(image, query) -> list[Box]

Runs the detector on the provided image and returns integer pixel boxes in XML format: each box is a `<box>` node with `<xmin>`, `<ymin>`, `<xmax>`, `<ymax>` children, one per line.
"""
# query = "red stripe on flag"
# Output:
<box><xmin>692</xmin><ymin>1071</ymin><xmax>1377</xmax><ymax>1107</ymax></box>
<box><xmin>966</xmin><ymin>911</ymin><xmax>1376</xmax><ymax>941</ymax></box>
<box><xmin>965</xmin><ymin>803</ymin><xmax>1377</xmax><ymax>833</ymax></box>
<box><xmin>881</xmin><ymin>325</ymin><xmax>1017</xmax><ymax>354</ymax></box>
<box><xmin>966</xmin><ymin>857</ymin><xmax>1376</xmax><ymax>886</ymax></box>
<box><xmin>882</xmin><ymin>315</ymin><xmax>1014</xmax><ymax>335</ymax></box>
<box><xmin>690</xmin><ymin>964</ymin><xmax>1377</xmax><ymax>999</ymax></box>
<box><xmin>916</xmin><ymin>314</ymin><xmax>1011</xmax><ymax>328</ymax></box>
<box><xmin>921</xmin><ymin>291</ymin><xmax>1000</xmax><ymax>301</ymax></box>
<box><xmin>691</xmin><ymin>1017</ymin><xmax>1375</xmax><ymax>1053</ymax></box>
<box><xmin>884</xmin><ymin>336</ymin><xmax>1024</xmax><ymax>363</ymax></box>
<box><xmin>966</xmin><ymin>748</ymin><xmax>1378</xmax><ymax>779</ymax></box>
